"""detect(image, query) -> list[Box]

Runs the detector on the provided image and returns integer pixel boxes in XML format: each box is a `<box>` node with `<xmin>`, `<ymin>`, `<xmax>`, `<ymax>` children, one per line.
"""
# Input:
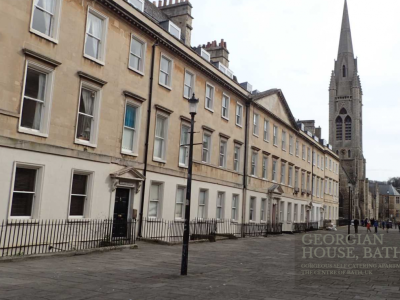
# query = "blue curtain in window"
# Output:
<box><xmin>125</xmin><ymin>105</ymin><xmax>136</xmax><ymax>128</ymax></box>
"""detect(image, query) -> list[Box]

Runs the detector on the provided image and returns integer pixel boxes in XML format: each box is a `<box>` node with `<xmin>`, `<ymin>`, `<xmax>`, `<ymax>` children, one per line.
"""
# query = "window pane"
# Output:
<box><xmin>70</xmin><ymin>195</ymin><xmax>85</xmax><ymax>216</ymax></box>
<box><xmin>25</xmin><ymin>68</ymin><xmax>46</xmax><ymax>100</ymax></box>
<box><xmin>85</xmin><ymin>35</ymin><xmax>100</xmax><ymax>59</ymax></box>
<box><xmin>32</xmin><ymin>7</ymin><xmax>53</xmax><ymax>36</ymax></box>
<box><xmin>199</xmin><ymin>191</ymin><xmax>206</xmax><ymax>205</ymax></box>
<box><xmin>72</xmin><ymin>174</ymin><xmax>88</xmax><ymax>195</ymax></box>
<box><xmin>87</xmin><ymin>13</ymin><xmax>103</xmax><ymax>39</ymax></box>
<box><xmin>161</xmin><ymin>57</ymin><xmax>170</xmax><ymax>73</ymax></box>
<box><xmin>179</xmin><ymin>147</ymin><xmax>187</xmax><ymax>165</ymax></box>
<box><xmin>130</xmin><ymin>38</ymin><xmax>142</xmax><ymax>57</ymax></box>
<box><xmin>184</xmin><ymin>86</ymin><xmax>191</xmax><ymax>98</ymax></box>
<box><xmin>76</xmin><ymin>114</ymin><xmax>92</xmax><ymax>141</ymax></box>
<box><xmin>14</xmin><ymin>168</ymin><xmax>37</xmax><ymax>192</ymax></box>
<box><xmin>149</xmin><ymin>202</ymin><xmax>158</xmax><ymax>217</ymax></box>
<box><xmin>159</xmin><ymin>72</ymin><xmax>168</xmax><ymax>85</ymax></box>
<box><xmin>169</xmin><ymin>25</ymin><xmax>180</xmax><ymax>38</ymax></box>
<box><xmin>151</xmin><ymin>184</ymin><xmax>160</xmax><ymax>200</ymax></box>
<box><xmin>154</xmin><ymin>139</ymin><xmax>163</xmax><ymax>158</ymax></box>
<box><xmin>79</xmin><ymin>89</ymin><xmax>95</xmax><ymax>115</ymax></box>
<box><xmin>37</xmin><ymin>0</ymin><xmax>56</xmax><ymax>13</ymax></box>
<box><xmin>155</xmin><ymin>116</ymin><xmax>165</xmax><ymax>138</ymax></box>
<box><xmin>122</xmin><ymin>128</ymin><xmax>134</xmax><ymax>151</ymax></box>
<box><xmin>129</xmin><ymin>55</ymin><xmax>140</xmax><ymax>71</ymax></box>
<box><xmin>125</xmin><ymin>105</ymin><xmax>136</xmax><ymax>128</ymax></box>
<box><xmin>21</xmin><ymin>98</ymin><xmax>43</xmax><ymax>130</ymax></box>
<box><xmin>11</xmin><ymin>193</ymin><xmax>34</xmax><ymax>217</ymax></box>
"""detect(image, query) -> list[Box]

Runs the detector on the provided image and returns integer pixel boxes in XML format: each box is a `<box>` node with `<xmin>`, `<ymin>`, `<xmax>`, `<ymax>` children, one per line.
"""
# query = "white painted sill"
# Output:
<box><xmin>30</xmin><ymin>29</ymin><xmax>59</xmax><ymax>44</ymax></box>
<box><xmin>18</xmin><ymin>127</ymin><xmax>49</xmax><ymax>138</ymax></box>
<box><xmin>159</xmin><ymin>82</ymin><xmax>172</xmax><ymax>91</ymax></box>
<box><xmin>83</xmin><ymin>54</ymin><xmax>105</xmax><ymax>66</ymax></box>
<box><xmin>75</xmin><ymin>139</ymin><xmax>97</xmax><ymax>148</ymax></box>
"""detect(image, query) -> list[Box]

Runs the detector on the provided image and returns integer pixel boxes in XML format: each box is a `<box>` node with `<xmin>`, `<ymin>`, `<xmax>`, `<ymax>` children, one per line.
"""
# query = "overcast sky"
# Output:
<box><xmin>190</xmin><ymin>0</ymin><xmax>400</xmax><ymax>182</ymax></box>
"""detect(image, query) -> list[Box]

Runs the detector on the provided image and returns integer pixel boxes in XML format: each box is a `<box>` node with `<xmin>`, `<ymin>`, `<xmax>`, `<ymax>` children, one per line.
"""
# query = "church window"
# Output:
<box><xmin>345</xmin><ymin>116</ymin><xmax>352</xmax><ymax>140</ymax></box>
<box><xmin>339</xmin><ymin>108</ymin><xmax>347</xmax><ymax>115</ymax></box>
<box><xmin>342</xmin><ymin>65</ymin><xmax>347</xmax><ymax>77</ymax></box>
<box><xmin>336</xmin><ymin>116</ymin><xmax>343</xmax><ymax>140</ymax></box>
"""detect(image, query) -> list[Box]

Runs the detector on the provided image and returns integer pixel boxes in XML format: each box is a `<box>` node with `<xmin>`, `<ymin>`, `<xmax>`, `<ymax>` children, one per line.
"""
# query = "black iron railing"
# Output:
<box><xmin>140</xmin><ymin>218</ymin><xmax>282</xmax><ymax>242</ymax></box>
<box><xmin>0</xmin><ymin>219</ymin><xmax>136</xmax><ymax>257</ymax></box>
<box><xmin>292</xmin><ymin>222</ymin><xmax>319</xmax><ymax>233</ymax></box>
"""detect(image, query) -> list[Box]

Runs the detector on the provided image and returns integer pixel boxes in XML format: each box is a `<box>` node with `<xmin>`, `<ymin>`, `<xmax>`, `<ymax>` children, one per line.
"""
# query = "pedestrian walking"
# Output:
<box><xmin>386</xmin><ymin>222</ymin><xmax>390</xmax><ymax>233</ymax></box>
<box><xmin>382</xmin><ymin>221</ymin><xmax>385</xmax><ymax>229</ymax></box>
<box><xmin>354</xmin><ymin>219</ymin><xmax>359</xmax><ymax>234</ymax></box>
<box><xmin>365</xmin><ymin>218</ymin><xmax>368</xmax><ymax>227</ymax></box>
<box><xmin>374</xmin><ymin>220</ymin><xmax>378</xmax><ymax>233</ymax></box>
<box><xmin>366</xmin><ymin>221</ymin><xmax>371</xmax><ymax>233</ymax></box>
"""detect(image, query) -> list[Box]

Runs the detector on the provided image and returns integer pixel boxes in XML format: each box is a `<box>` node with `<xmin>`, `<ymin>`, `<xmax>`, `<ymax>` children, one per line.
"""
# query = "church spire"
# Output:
<box><xmin>338</xmin><ymin>0</ymin><xmax>354</xmax><ymax>56</ymax></box>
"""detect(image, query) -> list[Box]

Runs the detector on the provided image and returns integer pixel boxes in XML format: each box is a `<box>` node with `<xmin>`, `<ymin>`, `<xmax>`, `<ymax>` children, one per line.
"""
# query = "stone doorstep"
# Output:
<box><xmin>0</xmin><ymin>244</ymin><xmax>139</xmax><ymax>263</ymax></box>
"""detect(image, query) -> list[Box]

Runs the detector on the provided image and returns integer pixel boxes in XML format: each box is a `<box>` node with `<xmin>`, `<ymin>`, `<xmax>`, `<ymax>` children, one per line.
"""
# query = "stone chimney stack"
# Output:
<box><xmin>159</xmin><ymin>0</ymin><xmax>193</xmax><ymax>46</ymax></box>
<box><xmin>300</xmin><ymin>120</ymin><xmax>316</xmax><ymax>135</ymax></box>
<box><xmin>202</xmin><ymin>39</ymin><xmax>230</xmax><ymax>68</ymax></box>
<box><xmin>315</xmin><ymin>127</ymin><xmax>322</xmax><ymax>139</ymax></box>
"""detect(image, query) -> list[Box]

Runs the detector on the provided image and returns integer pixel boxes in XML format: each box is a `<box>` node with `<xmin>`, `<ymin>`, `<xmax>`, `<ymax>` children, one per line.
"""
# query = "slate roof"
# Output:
<box><xmin>378</xmin><ymin>184</ymin><xmax>400</xmax><ymax>196</ymax></box>
<box><xmin>144</xmin><ymin>0</ymin><xmax>169</xmax><ymax>23</ymax></box>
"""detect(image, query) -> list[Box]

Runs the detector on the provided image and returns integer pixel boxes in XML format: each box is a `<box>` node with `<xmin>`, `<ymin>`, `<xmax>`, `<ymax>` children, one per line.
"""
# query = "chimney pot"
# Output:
<box><xmin>158</xmin><ymin>0</ymin><xmax>162</xmax><ymax>7</ymax></box>
<box><xmin>163</xmin><ymin>0</ymin><xmax>167</xmax><ymax>6</ymax></box>
<box><xmin>153</xmin><ymin>1</ymin><xmax>156</xmax><ymax>4</ymax></box>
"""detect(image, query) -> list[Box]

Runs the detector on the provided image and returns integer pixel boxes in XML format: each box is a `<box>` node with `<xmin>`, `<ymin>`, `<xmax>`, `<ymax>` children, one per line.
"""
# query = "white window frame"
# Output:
<box><xmin>307</xmin><ymin>147</ymin><xmax>311</xmax><ymax>163</ymax></box>
<box><xmin>29</xmin><ymin>0</ymin><xmax>63</xmax><ymax>43</ymax></box>
<box><xmin>232</xmin><ymin>194</ymin><xmax>239</xmax><ymax>221</ymax></box>
<box><xmin>289</xmin><ymin>135</ymin><xmax>294</xmax><ymax>154</ymax></box>
<box><xmin>249</xmin><ymin>197</ymin><xmax>256</xmax><ymax>222</ymax></box>
<box><xmin>281</xmin><ymin>162</ymin><xmax>286</xmax><ymax>184</ymax></box>
<box><xmin>127</xmin><ymin>0</ymin><xmax>144</xmax><ymax>12</ymax></box>
<box><xmin>263</xmin><ymin>119</ymin><xmax>270</xmax><ymax>142</ymax></box>
<box><xmin>8</xmin><ymin>162</ymin><xmax>44</xmax><ymax>220</ymax></box>
<box><xmin>261</xmin><ymin>199</ymin><xmax>267</xmax><ymax>222</ymax></box>
<box><xmin>295</xmin><ymin>168</ymin><xmax>299</xmax><ymax>189</ymax></box>
<box><xmin>83</xmin><ymin>7</ymin><xmax>108</xmax><ymax>65</ymax></box>
<box><xmin>221</xmin><ymin>93</ymin><xmax>230</xmax><ymax>120</ymax></box>
<box><xmin>253</xmin><ymin>113</ymin><xmax>259</xmax><ymax>136</ymax></box>
<box><xmin>159</xmin><ymin>53</ymin><xmax>173</xmax><ymax>90</ymax></box>
<box><xmin>121</xmin><ymin>99</ymin><xmax>142</xmax><ymax>156</ymax></box>
<box><xmin>74</xmin><ymin>81</ymin><xmax>102</xmax><ymax>148</ymax></box>
<box><xmin>216</xmin><ymin>192</ymin><xmax>225</xmax><ymax>220</ymax></box>
<box><xmin>198</xmin><ymin>189</ymin><xmax>208</xmax><ymax>219</ymax></box>
<box><xmin>202</xmin><ymin>132</ymin><xmax>212</xmax><ymax>164</ymax></box>
<box><xmin>282</xmin><ymin>130</ymin><xmax>286</xmax><ymax>151</ymax></box>
<box><xmin>148</xmin><ymin>182</ymin><xmax>163</xmax><ymax>219</ymax></box>
<box><xmin>128</xmin><ymin>34</ymin><xmax>147</xmax><ymax>75</ymax></box>
<box><xmin>272</xmin><ymin>159</ymin><xmax>277</xmax><ymax>182</ymax></box>
<box><xmin>219</xmin><ymin>138</ymin><xmax>227</xmax><ymax>168</ymax></box>
<box><xmin>287</xmin><ymin>202</ymin><xmax>292</xmax><ymax>223</ymax></box>
<box><xmin>174</xmin><ymin>185</ymin><xmax>186</xmax><ymax>220</ymax></box>
<box><xmin>273</xmin><ymin>125</ymin><xmax>278</xmax><ymax>146</ymax></box>
<box><xmin>18</xmin><ymin>60</ymin><xmax>55</xmax><ymax>137</ymax></box>
<box><xmin>294</xmin><ymin>204</ymin><xmax>298</xmax><ymax>223</ymax></box>
<box><xmin>153</xmin><ymin>112</ymin><xmax>169</xmax><ymax>162</ymax></box>
<box><xmin>200</xmin><ymin>48</ymin><xmax>211</xmax><ymax>62</ymax></box>
<box><xmin>233</xmin><ymin>144</ymin><xmax>241</xmax><ymax>172</ymax></box>
<box><xmin>250</xmin><ymin>151</ymin><xmax>258</xmax><ymax>177</ymax></box>
<box><xmin>295</xmin><ymin>140</ymin><xmax>299</xmax><ymax>157</ymax></box>
<box><xmin>168</xmin><ymin>21</ymin><xmax>181</xmax><ymax>39</ymax></box>
<box><xmin>68</xmin><ymin>169</ymin><xmax>94</xmax><ymax>219</ymax></box>
<box><xmin>288</xmin><ymin>165</ymin><xmax>293</xmax><ymax>187</ymax></box>
<box><xmin>236</xmin><ymin>103</ymin><xmax>243</xmax><ymax>127</ymax></box>
<box><xmin>262</xmin><ymin>156</ymin><xmax>268</xmax><ymax>179</ymax></box>
<box><xmin>302</xmin><ymin>145</ymin><xmax>306</xmax><ymax>160</ymax></box>
<box><xmin>179</xmin><ymin>123</ymin><xmax>191</xmax><ymax>168</ymax></box>
<box><xmin>183</xmin><ymin>69</ymin><xmax>195</xmax><ymax>99</ymax></box>
<box><xmin>205</xmin><ymin>83</ymin><xmax>215</xmax><ymax>112</ymax></box>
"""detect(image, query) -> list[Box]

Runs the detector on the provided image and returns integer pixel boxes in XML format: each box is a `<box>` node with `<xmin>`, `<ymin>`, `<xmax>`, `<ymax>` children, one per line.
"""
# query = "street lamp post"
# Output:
<box><xmin>348</xmin><ymin>183</ymin><xmax>352</xmax><ymax>240</ymax></box>
<box><xmin>181</xmin><ymin>94</ymin><xmax>199</xmax><ymax>276</ymax></box>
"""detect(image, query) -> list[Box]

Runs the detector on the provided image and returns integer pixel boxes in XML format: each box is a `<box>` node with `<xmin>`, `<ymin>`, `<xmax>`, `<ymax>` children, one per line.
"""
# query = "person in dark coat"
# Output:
<box><xmin>354</xmin><ymin>219</ymin><xmax>359</xmax><ymax>234</ymax></box>
<box><xmin>374</xmin><ymin>220</ymin><xmax>378</xmax><ymax>233</ymax></box>
<box><xmin>386</xmin><ymin>222</ymin><xmax>390</xmax><ymax>233</ymax></box>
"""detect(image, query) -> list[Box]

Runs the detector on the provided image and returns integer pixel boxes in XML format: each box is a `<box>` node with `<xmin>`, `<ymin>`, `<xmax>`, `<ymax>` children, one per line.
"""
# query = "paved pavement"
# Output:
<box><xmin>1</xmin><ymin>226</ymin><xmax>400</xmax><ymax>300</ymax></box>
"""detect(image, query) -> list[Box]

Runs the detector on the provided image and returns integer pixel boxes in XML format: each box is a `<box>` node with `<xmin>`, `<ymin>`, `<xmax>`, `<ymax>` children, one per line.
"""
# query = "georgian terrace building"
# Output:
<box><xmin>0</xmin><ymin>0</ymin><xmax>339</xmax><ymax>230</ymax></box>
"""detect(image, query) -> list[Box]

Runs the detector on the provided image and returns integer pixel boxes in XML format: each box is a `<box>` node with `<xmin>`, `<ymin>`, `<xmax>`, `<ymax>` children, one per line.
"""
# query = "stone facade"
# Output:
<box><xmin>0</xmin><ymin>0</ymin><xmax>339</xmax><ymax>230</ymax></box>
<box><xmin>328</xmin><ymin>0</ymin><xmax>368</xmax><ymax>220</ymax></box>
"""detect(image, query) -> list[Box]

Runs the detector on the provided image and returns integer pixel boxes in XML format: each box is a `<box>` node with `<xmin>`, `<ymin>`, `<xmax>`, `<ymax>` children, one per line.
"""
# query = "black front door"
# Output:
<box><xmin>112</xmin><ymin>188</ymin><xmax>130</xmax><ymax>238</ymax></box>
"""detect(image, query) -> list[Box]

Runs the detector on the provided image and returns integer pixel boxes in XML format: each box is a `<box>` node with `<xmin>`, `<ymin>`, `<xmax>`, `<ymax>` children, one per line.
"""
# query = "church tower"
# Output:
<box><xmin>329</xmin><ymin>0</ymin><xmax>367</xmax><ymax>219</ymax></box>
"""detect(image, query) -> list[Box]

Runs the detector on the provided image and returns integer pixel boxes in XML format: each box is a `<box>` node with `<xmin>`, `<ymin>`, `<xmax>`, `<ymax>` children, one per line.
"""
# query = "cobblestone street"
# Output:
<box><xmin>1</xmin><ymin>226</ymin><xmax>400</xmax><ymax>300</ymax></box>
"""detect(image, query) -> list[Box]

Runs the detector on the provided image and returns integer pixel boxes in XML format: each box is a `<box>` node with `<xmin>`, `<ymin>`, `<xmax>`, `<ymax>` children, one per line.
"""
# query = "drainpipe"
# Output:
<box><xmin>241</xmin><ymin>101</ymin><xmax>250</xmax><ymax>236</ymax></box>
<box><xmin>138</xmin><ymin>41</ymin><xmax>158</xmax><ymax>237</ymax></box>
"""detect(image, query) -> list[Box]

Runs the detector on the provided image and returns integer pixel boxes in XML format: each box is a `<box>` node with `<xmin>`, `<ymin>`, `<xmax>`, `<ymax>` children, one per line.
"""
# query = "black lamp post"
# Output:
<box><xmin>348</xmin><ymin>183</ymin><xmax>352</xmax><ymax>240</ymax></box>
<box><xmin>181</xmin><ymin>94</ymin><xmax>199</xmax><ymax>276</ymax></box>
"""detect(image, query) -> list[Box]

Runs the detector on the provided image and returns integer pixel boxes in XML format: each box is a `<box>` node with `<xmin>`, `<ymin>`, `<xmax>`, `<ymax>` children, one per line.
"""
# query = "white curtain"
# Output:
<box><xmin>36</xmin><ymin>0</ymin><xmax>55</xmax><ymax>35</ymax></box>
<box><xmin>33</xmin><ymin>73</ymin><xmax>46</xmax><ymax>130</ymax></box>
<box><xmin>80</xmin><ymin>90</ymin><xmax>94</xmax><ymax>139</ymax></box>
<box><xmin>87</xmin><ymin>13</ymin><xmax>102</xmax><ymax>57</ymax></box>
